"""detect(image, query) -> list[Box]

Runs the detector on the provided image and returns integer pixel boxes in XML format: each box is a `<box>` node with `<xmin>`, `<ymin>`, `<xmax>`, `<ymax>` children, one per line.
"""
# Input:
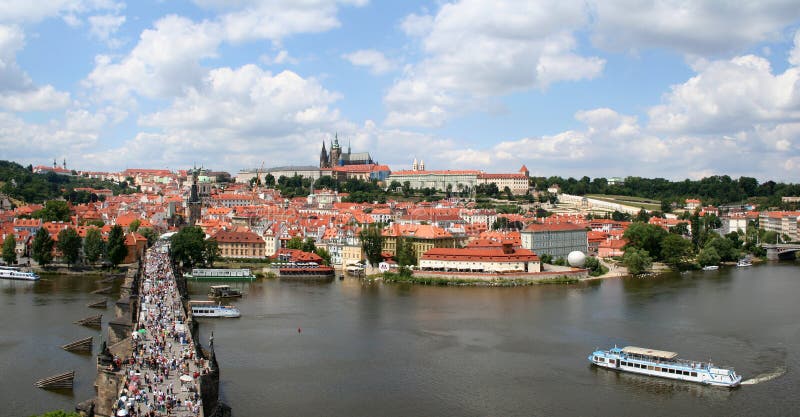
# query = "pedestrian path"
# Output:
<box><xmin>111</xmin><ymin>243</ymin><xmax>210</xmax><ymax>417</ymax></box>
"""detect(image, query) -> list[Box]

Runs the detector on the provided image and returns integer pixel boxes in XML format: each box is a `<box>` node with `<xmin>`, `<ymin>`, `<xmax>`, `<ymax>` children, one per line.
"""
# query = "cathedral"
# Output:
<box><xmin>319</xmin><ymin>134</ymin><xmax>374</xmax><ymax>168</ymax></box>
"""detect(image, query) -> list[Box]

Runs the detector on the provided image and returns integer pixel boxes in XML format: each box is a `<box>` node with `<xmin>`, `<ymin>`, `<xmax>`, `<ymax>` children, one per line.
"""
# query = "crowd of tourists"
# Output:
<box><xmin>111</xmin><ymin>244</ymin><xmax>208</xmax><ymax>417</ymax></box>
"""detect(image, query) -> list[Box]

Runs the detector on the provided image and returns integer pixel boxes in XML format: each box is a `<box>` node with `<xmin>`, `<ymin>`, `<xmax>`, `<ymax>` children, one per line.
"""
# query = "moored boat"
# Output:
<box><xmin>189</xmin><ymin>300</ymin><xmax>241</xmax><ymax>318</ymax></box>
<box><xmin>702</xmin><ymin>265</ymin><xmax>719</xmax><ymax>271</ymax></box>
<box><xmin>184</xmin><ymin>268</ymin><xmax>256</xmax><ymax>281</ymax></box>
<box><xmin>589</xmin><ymin>345</ymin><xmax>741</xmax><ymax>388</ymax></box>
<box><xmin>0</xmin><ymin>266</ymin><xmax>40</xmax><ymax>281</ymax></box>
<box><xmin>736</xmin><ymin>259</ymin><xmax>752</xmax><ymax>267</ymax></box>
<box><xmin>208</xmin><ymin>285</ymin><xmax>243</xmax><ymax>298</ymax></box>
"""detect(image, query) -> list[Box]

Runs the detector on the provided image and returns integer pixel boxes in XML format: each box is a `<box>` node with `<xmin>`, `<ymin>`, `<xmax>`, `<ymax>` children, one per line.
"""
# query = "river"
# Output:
<box><xmin>1</xmin><ymin>263</ymin><xmax>798</xmax><ymax>416</ymax></box>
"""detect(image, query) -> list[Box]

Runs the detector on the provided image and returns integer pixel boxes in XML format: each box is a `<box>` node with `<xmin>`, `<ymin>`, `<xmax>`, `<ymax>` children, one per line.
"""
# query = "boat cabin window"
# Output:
<box><xmin>655</xmin><ymin>367</ymin><xmax>661</xmax><ymax>372</ymax></box>
<box><xmin>668</xmin><ymin>369</ymin><xmax>675</xmax><ymax>374</ymax></box>
<box><xmin>691</xmin><ymin>372</ymin><xmax>697</xmax><ymax>377</ymax></box>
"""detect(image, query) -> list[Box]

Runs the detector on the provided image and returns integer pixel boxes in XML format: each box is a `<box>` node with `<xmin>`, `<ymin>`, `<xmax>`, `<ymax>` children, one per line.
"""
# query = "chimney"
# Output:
<box><xmin>502</xmin><ymin>242</ymin><xmax>513</xmax><ymax>254</ymax></box>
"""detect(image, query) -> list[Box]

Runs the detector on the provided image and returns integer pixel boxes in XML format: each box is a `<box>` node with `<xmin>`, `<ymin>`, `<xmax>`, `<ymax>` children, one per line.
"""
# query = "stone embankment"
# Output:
<box><xmin>78</xmin><ymin>243</ymin><xmax>229</xmax><ymax>417</ymax></box>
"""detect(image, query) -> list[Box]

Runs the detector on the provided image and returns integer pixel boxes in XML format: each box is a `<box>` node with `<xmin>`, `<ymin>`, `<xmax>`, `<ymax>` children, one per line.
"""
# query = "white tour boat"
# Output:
<box><xmin>0</xmin><ymin>266</ymin><xmax>40</xmax><ymax>281</ymax></box>
<box><xmin>189</xmin><ymin>301</ymin><xmax>241</xmax><ymax>318</ymax></box>
<box><xmin>184</xmin><ymin>268</ymin><xmax>255</xmax><ymax>281</ymax></box>
<box><xmin>589</xmin><ymin>345</ymin><xmax>741</xmax><ymax>388</ymax></box>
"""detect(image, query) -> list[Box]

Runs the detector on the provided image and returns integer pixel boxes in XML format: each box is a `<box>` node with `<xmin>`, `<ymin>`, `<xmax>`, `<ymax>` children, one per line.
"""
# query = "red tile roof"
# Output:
<box><xmin>212</xmin><ymin>230</ymin><xmax>264</xmax><ymax>244</ymax></box>
<box><xmin>421</xmin><ymin>247</ymin><xmax>539</xmax><ymax>262</ymax></box>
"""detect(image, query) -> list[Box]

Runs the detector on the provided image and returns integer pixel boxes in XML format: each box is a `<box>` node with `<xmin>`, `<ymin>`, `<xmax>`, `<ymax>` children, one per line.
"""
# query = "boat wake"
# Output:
<box><xmin>741</xmin><ymin>367</ymin><xmax>786</xmax><ymax>385</ymax></box>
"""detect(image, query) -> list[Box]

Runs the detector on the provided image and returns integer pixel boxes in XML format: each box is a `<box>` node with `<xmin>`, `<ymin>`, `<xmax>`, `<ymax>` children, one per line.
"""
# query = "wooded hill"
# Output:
<box><xmin>0</xmin><ymin>160</ymin><xmax>134</xmax><ymax>205</ymax></box>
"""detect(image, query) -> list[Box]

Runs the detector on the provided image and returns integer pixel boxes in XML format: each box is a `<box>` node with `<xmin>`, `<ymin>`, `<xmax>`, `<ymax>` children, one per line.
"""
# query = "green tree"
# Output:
<box><xmin>622</xmin><ymin>247</ymin><xmax>652</xmax><ymax>275</ymax></box>
<box><xmin>660</xmin><ymin>233</ymin><xmax>692</xmax><ymax>267</ymax></box>
<box><xmin>57</xmin><ymin>228</ymin><xmax>82</xmax><ymax>267</ymax></box>
<box><xmin>697</xmin><ymin>246</ymin><xmax>721</xmax><ymax>267</ymax></box>
<box><xmin>203</xmin><ymin>238</ymin><xmax>220</xmax><ymax>267</ymax></box>
<box><xmin>31</xmin><ymin>227</ymin><xmax>54</xmax><ymax>266</ymax></box>
<box><xmin>32</xmin><ymin>200</ymin><xmax>71</xmax><ymax>222</ymax></box>
<box><xmin>623</xmin><ymin>222</ymin><xmax>668</xmax><ymax>260</ymax></box>
<box><xmin>314</xmin><ymin>247</ymin><xmax>332</xmax><ymax>265</ymax></box>
<box><xmin>584</xmin><ymin>256</ymin><xmax>608</xmax><ymax>277</ymax></box>
<box><xmin>2</xmin><ymin>234</ymin><xmax>17</xmax><ymax>265</ymax></box>
<box><xmin>634</xmin><ymin>209</ymin><xmax>651</xmax><ymax>222</ymax></box>
<box><xmin>285</xmin><ymin>237</ymin><xmax>303</xmax><ymax>250</ymax></box>
<box><xmin>264</xmin><ymin>173</ymin><xmax>275</xmax><ymax>187</ymax></box>
<box><xmin>670</xmin><ymin>222</ymin><xmax>690</xmax><ymax>236</ymax></box>
<box><xmin>138</xmin><ymin>227</ymin><xmax>158</xmax><ymax>247</ymax></box>
<box><xmin>360</xmin><ymin>225</ymin><xmax>384</xmax><ymax>266</ymax></box>
<box><xmin>704</xmin><ymin>235</ymin><xmax>739</xmax><ymax>262</ymax></box>
<box><xmin>301</xmin><ymin>237</ymin><xmax>317</xmax><ymax>253</ymax></box>
<box><xmin>83</xmin><ymin>227</ymin><xmax>104</xmax><ymax>263</ymax></box>
<box><xmin>128</xmin><ymin>219</ymin><xmax>141</xmax><ymax>232</ymax></box>
<box><xmin>106</xmin><ymin>225</ymin><xmax>128</xmax><ymax>267</ymax></box>
<box><xmin>170</xmin><ymin>226</ymin><xmax>217</xmax><ymax>267</ymax></box>
<box><xmin>396</xmin><ymin>237</ymin><xmax>417</xmax><ymax>267</ymax></box>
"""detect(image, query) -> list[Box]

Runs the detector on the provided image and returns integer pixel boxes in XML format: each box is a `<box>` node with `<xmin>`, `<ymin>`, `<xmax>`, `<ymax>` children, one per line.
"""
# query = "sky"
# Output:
<box><xmin>1</xmin><ymin>0</ymin><xmax>800</xmax><ymax>182</ymax></box>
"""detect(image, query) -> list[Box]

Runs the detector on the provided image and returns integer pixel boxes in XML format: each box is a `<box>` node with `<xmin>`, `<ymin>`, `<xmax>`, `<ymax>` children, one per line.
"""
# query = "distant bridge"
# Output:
<box><xmin>762</xmin><ymin>243</ymin><xmax>800</xmax><ymax>260</ymax></box>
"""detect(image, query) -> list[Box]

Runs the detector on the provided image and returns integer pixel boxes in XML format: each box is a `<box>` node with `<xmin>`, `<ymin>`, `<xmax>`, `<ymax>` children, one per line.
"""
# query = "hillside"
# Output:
<box><xmin>0</xmin><ymin>160</ymin><xmax>133</xmax><ymax>205</ymax></box>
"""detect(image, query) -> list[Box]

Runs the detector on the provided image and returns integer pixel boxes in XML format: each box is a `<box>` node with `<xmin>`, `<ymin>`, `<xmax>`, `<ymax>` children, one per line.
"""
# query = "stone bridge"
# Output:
<box><xmin>763</xmin><ymin>243</ymin><xmax>800</xmax><ymax>260</ymax></box>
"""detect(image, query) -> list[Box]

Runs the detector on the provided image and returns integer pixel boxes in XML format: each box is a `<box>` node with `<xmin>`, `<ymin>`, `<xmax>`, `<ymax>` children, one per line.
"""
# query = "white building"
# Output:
<box><xmin>419</xmin><ymin>245</ymin><xmax>541</xmax><ymax>273</ymax></box>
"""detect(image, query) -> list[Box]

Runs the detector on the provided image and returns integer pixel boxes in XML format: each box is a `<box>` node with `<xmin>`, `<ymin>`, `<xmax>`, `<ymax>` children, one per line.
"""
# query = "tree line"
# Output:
<box><xmin>618</xmin><ymin>216</ymin><xmax>768</xmax><ymax>274</ymax></box>
<box><xmin>0</xmin><ymin>160</ymin><xmax>135</xmax><ymax>204</ymax></box>
<box><xmin>531</xmin><ymin>175</ymin><xmax>800</xmax><ymax>207</ymax></box>
<box><xmin>5</xmin><ymin>225</ymin><xmax>131</xmax><ymax>268</ymax></box>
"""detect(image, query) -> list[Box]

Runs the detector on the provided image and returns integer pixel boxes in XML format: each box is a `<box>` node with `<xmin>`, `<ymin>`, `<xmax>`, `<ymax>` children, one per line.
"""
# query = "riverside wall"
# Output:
<box><xmin>411</xmin><ymin>268</ymin><xmax>588</xmax><ymax>281</ymax></box>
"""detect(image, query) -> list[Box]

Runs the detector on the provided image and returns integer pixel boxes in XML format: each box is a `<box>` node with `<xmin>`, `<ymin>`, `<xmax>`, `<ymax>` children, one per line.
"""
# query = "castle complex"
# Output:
<box><xmin>319</xmin><ymin>134</ymin><xmax>374</xmax><ymax>168</ymax></box>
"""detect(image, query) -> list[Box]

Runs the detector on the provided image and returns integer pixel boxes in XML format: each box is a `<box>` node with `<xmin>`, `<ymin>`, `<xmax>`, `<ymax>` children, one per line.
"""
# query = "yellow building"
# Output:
<box><xmin>382</xmin><ymin>224</ymin><xmax>460</xmax><ymax>260</ymax></box>
<box><xmin>213</xmin><ymin>230</ymin><xmax>265</xmax><ymax>258</ymax></box>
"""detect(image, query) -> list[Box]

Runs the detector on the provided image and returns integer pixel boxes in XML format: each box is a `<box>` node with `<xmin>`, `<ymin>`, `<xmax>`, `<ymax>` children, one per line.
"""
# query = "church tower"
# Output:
<box><xmin>320</xmin><ymin>141</ymin><xmax>329</xmax><ymax>168</ymax></box>
<box><xmin>330</xmin><ymin>133</ymin><xmax>342</xmax><ymax>166</ymax></box>
<box><xmin>187</xmin><ymin>166</ymin><xmax>202</xmax><ymax>226</ymax></box>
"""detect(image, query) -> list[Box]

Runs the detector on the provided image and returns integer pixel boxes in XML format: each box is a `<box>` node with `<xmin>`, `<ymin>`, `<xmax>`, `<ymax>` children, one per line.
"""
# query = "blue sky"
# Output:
<box><xmin>2</xmin><ymin>0</ymin><xmax>800</xmax><ymax>181</ymax></box>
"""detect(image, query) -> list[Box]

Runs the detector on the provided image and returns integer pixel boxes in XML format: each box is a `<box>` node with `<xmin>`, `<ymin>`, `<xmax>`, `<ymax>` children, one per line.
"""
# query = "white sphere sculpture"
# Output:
<box><xmin>567</xmin><ymin>251</ymin><xmax>587</xmax><ymax>267</ymax></box>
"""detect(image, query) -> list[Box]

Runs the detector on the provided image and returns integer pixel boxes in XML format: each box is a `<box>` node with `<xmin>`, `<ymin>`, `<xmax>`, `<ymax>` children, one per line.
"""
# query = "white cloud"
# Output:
<box><xmin>648</xmin><ymin>55</ymin><xmax>800</xmax><ymax>134</ymax></box>
<box><xmin>386</xmin><ymin>0</ymin><xmax>604</xmax><ymax>127</ymax></box>
<box><xmin>400</xmin><ymin>13</ymin><xmax>432</xmax><ymax>38</ymax></box>
<box><xmin>790</xmin><ymin>30</ymin><xmax>800</xmax><ymax>66</ymax></box>
<box><xmin>260</xmin><ymin>49</ymin><xmax>296</xmax><ymax>65</ymax></box>
<box><xmin>0</xmin><ymin>111</ymin><xmax>101</xmax><ymax>164</ymax></box>
<box><xmin>590</xmin><ymin>0</ymin><xmax>800</xmax><ymax>56</ymax></box>
<box><xmin>140</xmin><ymin>64</ymin><xmax>340</xmax><ymax>132</ymax></box>
<box><xmin>189</xmin><ymin>0</ymin><xmax>367</xmax><ymax>43</ymax></box>
<box><xmin>85</xmin><ymin>15</ymin><xmax>222</xmax><ymax>102</ymax></box>
<box><xmin>0</xmin><ymin>24</ymin><xmax>71</xmax><ymax>111</ymax></box>
<box><xmin>0</xmin><ymin>85</ymin><xmax>70</xmax><ymax>111</ymax></box>
<box><xmin>88</xmin><ymin>13</ymin><xmax>125</xmax><ymax>47</ymax></box>
<box><xmin>342</xmin><ymin>49</ymin><xmax>395</xmax><ymax>75</ymax></box>
<box><xmin>0</xmin><ymin>0</ymin><xmax>122</xmax><ymax>23</ymax></box>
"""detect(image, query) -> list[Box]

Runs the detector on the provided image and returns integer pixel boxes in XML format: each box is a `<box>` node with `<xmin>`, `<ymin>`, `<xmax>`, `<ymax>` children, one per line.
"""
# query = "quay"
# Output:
<box><xmin>80</xmin><ymin>241</ymin><xmax>229</xmax><ymax>417</ymax></box>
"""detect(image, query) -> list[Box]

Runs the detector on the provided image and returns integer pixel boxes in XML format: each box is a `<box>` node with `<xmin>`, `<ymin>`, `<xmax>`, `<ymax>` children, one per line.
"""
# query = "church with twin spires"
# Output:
<box><xmin>319</xmin><ymin>134</ymin><xmax>374</xmax><ymax>168</ymax></box>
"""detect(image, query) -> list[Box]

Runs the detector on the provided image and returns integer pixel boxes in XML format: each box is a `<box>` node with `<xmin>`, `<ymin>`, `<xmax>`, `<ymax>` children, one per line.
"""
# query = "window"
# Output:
<box><xmin>655</xmin><ymin>367</ymin><xmax>661</xmax><ymax>372</ymax></box>
<box><xmin>648</xmin><ymin>366</ymin><xmax>654</xmax><ymax>370</ymax></box>
<box><xmin>691</xmin><ymin>372</ymin><xmax>697</xmax><ymax>377</ymax></box>
<box><xmin>668</xmin><ymin>369</ymin><xmax>675</xmax><ymax>374</ymax></box>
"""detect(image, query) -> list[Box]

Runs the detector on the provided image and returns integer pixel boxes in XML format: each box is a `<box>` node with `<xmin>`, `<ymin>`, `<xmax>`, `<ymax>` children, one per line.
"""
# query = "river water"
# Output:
<box><xmin>2</xmin><ymin>263</ymin><xmax>798</xmax><ymax>416</ymax></box>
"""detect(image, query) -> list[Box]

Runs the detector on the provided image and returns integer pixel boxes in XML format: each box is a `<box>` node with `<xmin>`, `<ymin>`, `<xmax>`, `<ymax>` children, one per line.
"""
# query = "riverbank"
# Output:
<box><xmin>382</xmin><ymin>271</ymin><xmax>581</xmax><ymax>286</ymax></box>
